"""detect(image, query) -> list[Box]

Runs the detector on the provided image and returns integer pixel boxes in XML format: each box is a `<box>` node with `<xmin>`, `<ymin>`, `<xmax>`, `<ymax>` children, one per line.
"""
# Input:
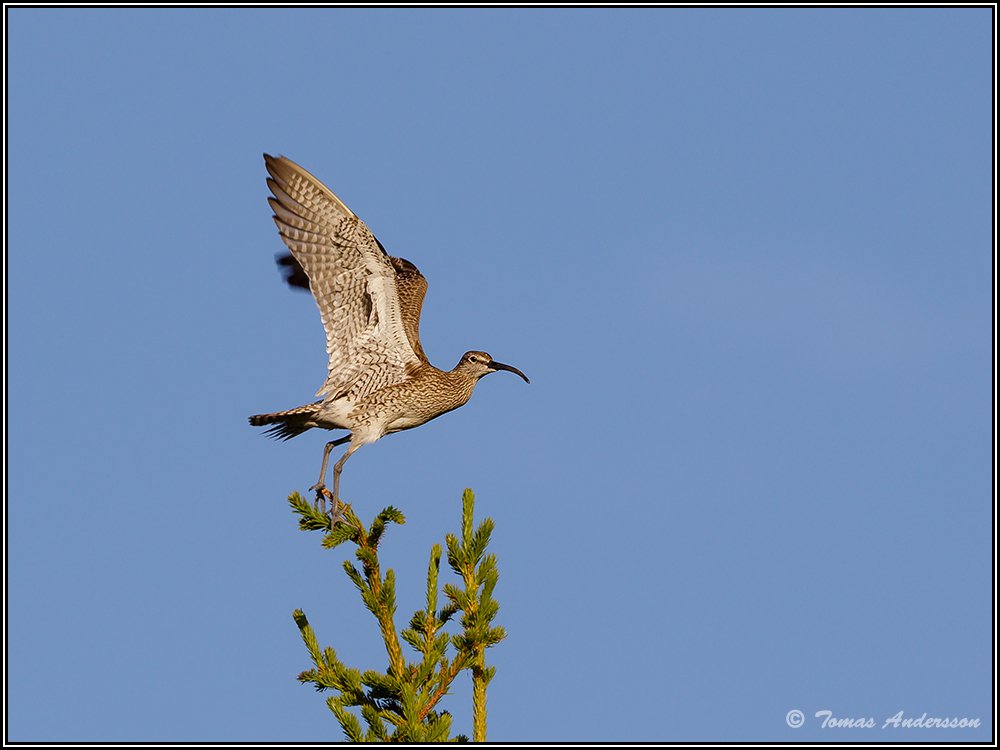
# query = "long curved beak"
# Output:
<box><xmin>488</xmin><ymin>360</ymin><xmax>530</xmax><ymax>384</ymax></box>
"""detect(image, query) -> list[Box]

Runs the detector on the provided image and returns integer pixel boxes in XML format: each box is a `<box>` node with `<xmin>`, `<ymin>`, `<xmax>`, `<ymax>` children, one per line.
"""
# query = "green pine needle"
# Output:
<box><xmin>322</xmin><ymin>522</ymin><xmax>356</xmax><ymax>548</ymax></box>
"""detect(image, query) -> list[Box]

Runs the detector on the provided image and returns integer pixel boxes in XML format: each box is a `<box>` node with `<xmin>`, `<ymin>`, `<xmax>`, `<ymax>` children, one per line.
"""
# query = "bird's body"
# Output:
<box><xmin>249</xmin><ymin>154</ymin><xmax>528</xmax><ymax>516</ymax></box>
<box><xmin>252</xmin><ymin>355</ymin><xmax>489</xmax><ymax>444</ymax></box>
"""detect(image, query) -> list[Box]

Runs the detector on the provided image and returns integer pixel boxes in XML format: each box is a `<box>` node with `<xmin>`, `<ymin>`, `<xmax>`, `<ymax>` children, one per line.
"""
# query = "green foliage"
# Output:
<box><xmin>287</xmin><ymin>489</ymin><xmax>505</xmax><ymax>742</ymax></box>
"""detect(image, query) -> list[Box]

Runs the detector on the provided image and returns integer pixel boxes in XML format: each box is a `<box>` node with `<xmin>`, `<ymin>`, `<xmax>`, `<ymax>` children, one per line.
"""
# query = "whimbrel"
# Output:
<box><xmin>249</xmin><ymin>154</ymin><xmax>529</xmax><ymax>517</ymax></box>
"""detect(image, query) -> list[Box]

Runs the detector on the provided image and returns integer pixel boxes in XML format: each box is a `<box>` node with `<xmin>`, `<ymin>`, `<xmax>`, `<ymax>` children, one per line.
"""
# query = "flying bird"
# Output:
<box><xmin>249</xmin><ymin>154</ymin><xmax>529</xmax><ymax>517</ymax></box>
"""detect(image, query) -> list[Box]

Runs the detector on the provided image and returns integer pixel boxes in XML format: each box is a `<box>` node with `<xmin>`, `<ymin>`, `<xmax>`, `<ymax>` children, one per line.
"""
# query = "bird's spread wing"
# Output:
<box><xmin>264</xmin><ymin>154</ymin><xmax>423</xmax><ymax>400</ymax></box>
<box><xmin>276</xmin><ymin>251</ymin><xmax>429</xmax><ymax>364</ymax></box>
<box><xmin>387</xmin><ymin>256</ymin><xmax>429</xmax><ymax>363</ymax></box>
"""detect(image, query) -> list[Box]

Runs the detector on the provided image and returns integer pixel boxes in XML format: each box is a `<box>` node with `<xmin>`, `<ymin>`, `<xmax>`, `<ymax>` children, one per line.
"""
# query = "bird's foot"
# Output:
<box><xmin>310</xmin><ymin>483</ymin><xmax>333</xmax><ymax>516</ymax></box>
<box><xmin>329</xmin><ymin>501</ymin><xmax>353</xmax><ymax>528</ymax></box>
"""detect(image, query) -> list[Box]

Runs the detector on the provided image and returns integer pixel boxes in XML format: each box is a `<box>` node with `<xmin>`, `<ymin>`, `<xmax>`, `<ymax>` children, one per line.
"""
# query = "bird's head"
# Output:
<box><xmin>457</xmin><ymin>351</ymin><xmax>530</xmax><ymax>383</ymax></box>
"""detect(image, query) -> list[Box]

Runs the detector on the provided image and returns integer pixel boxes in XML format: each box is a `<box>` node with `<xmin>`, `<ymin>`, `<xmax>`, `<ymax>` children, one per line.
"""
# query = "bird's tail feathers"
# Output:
<box><xmin>248</xmin><ymin>402</ymin><xmax>324</xmax><ymax>441</ymax></box>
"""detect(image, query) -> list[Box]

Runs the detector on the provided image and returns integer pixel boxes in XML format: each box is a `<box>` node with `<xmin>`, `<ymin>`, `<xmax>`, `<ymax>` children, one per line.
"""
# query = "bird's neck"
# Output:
<box><xmin>443</xmin><ymin>366</ymin><xmax>480</xmax><ymax>406</ymax></box>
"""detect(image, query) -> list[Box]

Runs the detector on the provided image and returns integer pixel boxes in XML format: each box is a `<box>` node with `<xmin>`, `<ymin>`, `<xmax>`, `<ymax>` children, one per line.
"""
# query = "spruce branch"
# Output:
<box><xmin>444</xmin><ymin>488</ymin><xmax>506</xmax><ymax>742</ymax></box>
<box><xmin>288</xmin><ymin>488</ymin><xmax>504</xmax><ymax>742</ymax></box>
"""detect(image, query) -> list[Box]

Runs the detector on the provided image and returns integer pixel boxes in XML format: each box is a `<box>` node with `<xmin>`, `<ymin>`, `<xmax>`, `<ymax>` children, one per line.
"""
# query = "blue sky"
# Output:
<box><xmin>7</xmin><ymin>7</ymin><xmax>993</xmax><ymax>742</ymax></box>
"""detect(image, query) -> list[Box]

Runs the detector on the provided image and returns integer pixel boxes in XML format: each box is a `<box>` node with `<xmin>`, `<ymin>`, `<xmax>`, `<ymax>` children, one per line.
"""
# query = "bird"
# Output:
<box><xmin>249</xmin><ymin>154</ymin><xmax>529</xmax><ymax>519</ymax></box>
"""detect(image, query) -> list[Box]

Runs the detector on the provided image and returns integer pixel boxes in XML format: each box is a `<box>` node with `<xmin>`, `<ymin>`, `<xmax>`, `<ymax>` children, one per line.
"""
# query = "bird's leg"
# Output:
<box><xmin>330</xmin><ymin>441</ymin><xmax>360</xmax><ymax>525</ymax></box>
<box><xmin>312</xmin><ymin>435</ymin><xmax>351</xmax><ymax>517</ymax></box>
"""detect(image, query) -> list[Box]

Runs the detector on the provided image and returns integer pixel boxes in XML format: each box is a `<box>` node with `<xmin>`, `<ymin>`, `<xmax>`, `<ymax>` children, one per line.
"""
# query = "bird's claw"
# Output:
<box><xmin>309</xmin><ymin>484</ymin><xmax>343</xmax><ymax>527</ymax></box>
<box><xmin>329</xmin><ymin>502</ymin><xmax>352</xmax><ymax>527</ymax></box>
<box><xmin>309</xmin><ymin>483</ymin><xmax>333</xmax><ymax>515</ymax></box>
